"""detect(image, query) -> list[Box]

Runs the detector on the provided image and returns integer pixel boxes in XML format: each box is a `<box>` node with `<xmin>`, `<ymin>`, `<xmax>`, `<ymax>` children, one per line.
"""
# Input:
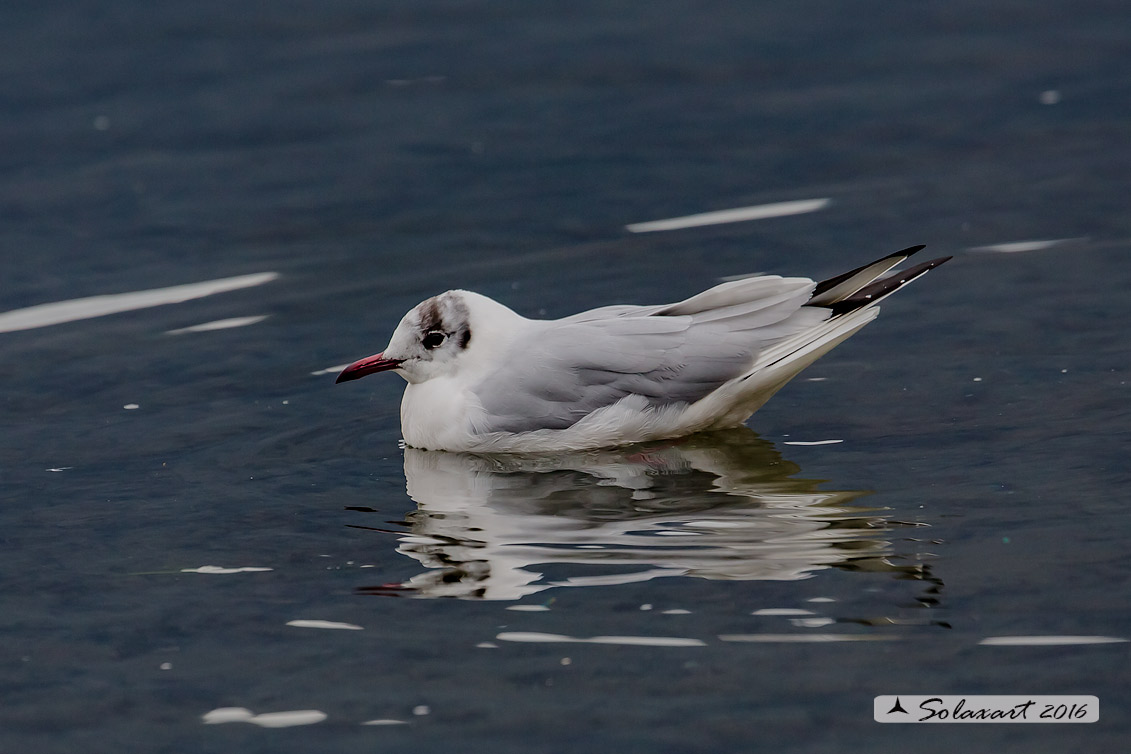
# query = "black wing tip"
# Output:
<box><xmin>920</xmin><ymin>254</ymin><xmax>952</xmax><ymax>269</ymax></box>
<box><xmin>889</xmin><ymin>244</ymin><xmax>927</xmax><ymax>259</ymax></box>
<box><xmin>827</xmin><ymin>254</ymin><xmax>951</xmax><ymax>316</ymax></box>
<box><xmin>863</xmin><ymin>244</ymin><xmax>928</xmax><ymax>266</ymax></box>
<box><xmin>811</xmin><ymin>244</ymin><xmax>929</xmax><ymax>298</ymax></box>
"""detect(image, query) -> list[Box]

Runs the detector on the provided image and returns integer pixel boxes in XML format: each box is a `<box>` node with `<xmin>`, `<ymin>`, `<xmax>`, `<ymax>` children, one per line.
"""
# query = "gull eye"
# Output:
<box><xmin>422</xmin><ymin>331</ymin><xmax>446</xmax><ymax>350</ymax></box>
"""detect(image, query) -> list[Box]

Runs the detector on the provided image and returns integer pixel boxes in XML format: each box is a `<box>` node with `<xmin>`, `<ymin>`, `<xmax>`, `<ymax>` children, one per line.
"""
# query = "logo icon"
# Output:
<box><xmin>886</xmin><ymin>697</ymin><xmax>909</xmax><ymax>715</ymax></box>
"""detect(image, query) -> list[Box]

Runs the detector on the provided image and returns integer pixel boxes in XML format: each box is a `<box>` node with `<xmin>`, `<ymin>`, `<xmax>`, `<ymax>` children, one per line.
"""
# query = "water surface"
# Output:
<box><xmin>2</xmin><ymin>1</ymin><xmax>1129</xmax><ymax>752</ymax></box>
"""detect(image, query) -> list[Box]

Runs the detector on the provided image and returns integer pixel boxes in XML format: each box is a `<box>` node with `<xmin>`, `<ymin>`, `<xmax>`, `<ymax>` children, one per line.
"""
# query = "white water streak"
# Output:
<box><xmin>497</xmin><ymin>631</ymin><xmax>705</xmax><ymax>647</ymax></box>
<box><xmin>626</xmin><ymin>198</ymin><xmax>830</xmax><ymax>233</ymax></box>
<box><xmin>166</xmin><ymin>315</ymin><xmax>268</xmax><ymax>334</ymax></box>
<box><xmin>979</xmin><ymin>635</ymin><xmax>1128</xmax><ymax>646</ymax></box>
<box><xmin>0</xmin><ymin>272</ymin><xmax>278</xmax><ymax>333</ymax></box>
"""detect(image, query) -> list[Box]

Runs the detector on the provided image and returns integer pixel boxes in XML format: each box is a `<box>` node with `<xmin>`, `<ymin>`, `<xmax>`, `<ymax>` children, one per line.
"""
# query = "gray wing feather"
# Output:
<box><xmin>474</xmin><ymin>275</ymin><xmax>826</xmax><ymax>433</ymax></box>
<box><xmin>656</xmin><ymin>276</ymin><xmax>811</xmax><ymax>315</ymax></box>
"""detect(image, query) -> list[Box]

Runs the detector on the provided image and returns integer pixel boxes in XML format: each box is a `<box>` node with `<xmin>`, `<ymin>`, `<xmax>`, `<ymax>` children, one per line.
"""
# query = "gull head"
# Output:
<box><xmin>336</xmin><ymin>290</ymin><xmax>520</xmax><ymax>385</ymax></box>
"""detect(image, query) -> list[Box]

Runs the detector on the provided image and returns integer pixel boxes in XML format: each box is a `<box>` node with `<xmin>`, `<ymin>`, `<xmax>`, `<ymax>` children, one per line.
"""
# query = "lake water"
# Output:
<box><xmin>2</xmin><ymin>1</ymin><xmax>1129</xmax><ymax>751</ymax></box>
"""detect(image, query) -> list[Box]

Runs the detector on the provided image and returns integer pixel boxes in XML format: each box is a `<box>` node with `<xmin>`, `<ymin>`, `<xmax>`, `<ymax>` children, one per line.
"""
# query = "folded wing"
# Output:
<box><xmin>474</xmin><ymin>276</ymin><xmax>822</xmax><ymax>433</ymax></box>
<box><xmin>474</xmin><ymin>247</ymin><xmax>950</xmax><ymax>435</ymax></box>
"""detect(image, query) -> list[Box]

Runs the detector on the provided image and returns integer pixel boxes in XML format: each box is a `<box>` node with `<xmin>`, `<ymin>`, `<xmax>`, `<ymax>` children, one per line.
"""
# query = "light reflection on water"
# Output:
<box><xmin>352</xmin><ymin>428</ymin><xmax>936</xmax><ymax>601</ymax></box>
<box><xmin>0</xmin><ymin>272</ymin><xmax>277</xmax><ymax>333</ymax></box>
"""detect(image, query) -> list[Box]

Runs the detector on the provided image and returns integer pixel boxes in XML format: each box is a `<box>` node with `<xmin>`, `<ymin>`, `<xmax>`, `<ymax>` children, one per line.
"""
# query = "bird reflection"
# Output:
<box><xmin>356</xmin><ymin>428</ymin><xmax>927</xmax><ymax>600</ymax></box>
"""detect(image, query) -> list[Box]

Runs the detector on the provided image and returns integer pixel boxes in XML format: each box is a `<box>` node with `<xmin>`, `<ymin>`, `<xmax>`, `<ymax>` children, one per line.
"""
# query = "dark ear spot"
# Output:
<box><xmin>459</xmin><ymin>329</ymin><xmax>472</xmax><ymax>349</ymax></box>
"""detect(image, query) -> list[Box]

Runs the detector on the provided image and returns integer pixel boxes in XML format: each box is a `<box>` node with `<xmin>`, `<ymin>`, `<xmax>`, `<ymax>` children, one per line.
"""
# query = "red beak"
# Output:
<box><xmin>335</xmin><ymin>352</ymin><xmax>404</xmax><ymax>383</ymax></box>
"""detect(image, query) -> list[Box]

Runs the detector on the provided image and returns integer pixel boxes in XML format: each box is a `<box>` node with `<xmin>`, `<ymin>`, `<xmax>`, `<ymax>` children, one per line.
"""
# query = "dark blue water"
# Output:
<box><xmin>3</xmin><ymin>1</ymin><xmax>1129</xmax><ymax>751</ymax></box>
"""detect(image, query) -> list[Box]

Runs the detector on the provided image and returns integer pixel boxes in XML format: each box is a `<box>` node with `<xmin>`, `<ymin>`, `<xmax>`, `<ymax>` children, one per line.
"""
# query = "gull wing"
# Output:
<box><xmin>473</xmin><ymin>277</ymin><xmax>823</xmax><ymax>433</ymax></box>
<box><xmin>473</xmin><ymin>247</ymin><xmax>950</xmax><ymax>436</ymax></box>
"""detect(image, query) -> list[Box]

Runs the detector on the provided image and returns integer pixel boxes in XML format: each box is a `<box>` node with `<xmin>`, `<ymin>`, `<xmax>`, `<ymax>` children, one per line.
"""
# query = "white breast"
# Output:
<box><xmin>399</xmin><ymin>377</ymin><xmax>482</xmax><ymax>451</ymax></box>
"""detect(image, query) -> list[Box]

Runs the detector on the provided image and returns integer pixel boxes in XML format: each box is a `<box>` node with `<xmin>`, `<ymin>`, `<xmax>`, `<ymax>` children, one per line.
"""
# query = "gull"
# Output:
<box><xmin>336</xmin><ymin>246</ymin><xmax>950</xmax><ymax>452</ymax></box>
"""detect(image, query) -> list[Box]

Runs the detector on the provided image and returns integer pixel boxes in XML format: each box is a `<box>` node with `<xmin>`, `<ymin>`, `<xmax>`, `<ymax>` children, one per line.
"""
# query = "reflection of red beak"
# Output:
<box><xmin>335</xmin><ymin>353</ymin><xmax>404</xmax><ymax>383</ymax></box>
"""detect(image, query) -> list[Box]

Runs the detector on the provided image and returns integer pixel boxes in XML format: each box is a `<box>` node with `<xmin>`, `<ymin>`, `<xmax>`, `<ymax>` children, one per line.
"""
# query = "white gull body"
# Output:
<box><xmin>336</xmin><ymin>247</ymin><xmax>949</xmax><ymax>452</ymax></box>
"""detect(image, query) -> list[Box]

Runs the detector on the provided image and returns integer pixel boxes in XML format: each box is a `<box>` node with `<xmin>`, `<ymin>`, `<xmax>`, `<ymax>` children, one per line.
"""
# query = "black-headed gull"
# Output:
<box><xmin>337</xmin><ymin>246</ymin><xmax>950</xmax><ymax>452</ymax></box>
